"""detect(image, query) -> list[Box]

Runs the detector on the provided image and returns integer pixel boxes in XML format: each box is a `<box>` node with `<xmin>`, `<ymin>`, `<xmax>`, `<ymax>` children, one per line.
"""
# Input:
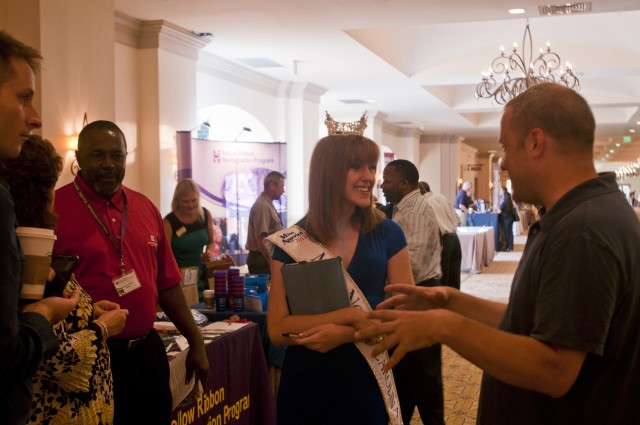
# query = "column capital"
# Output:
<box><xmin>288</xmin><ymin>82</ymin><xmax>327</xmax><ymax>103</ymax></box>
<box><xmin>115</xmin><ymin>11</ymin><xmax>210</xmax><ymax>59</ymax></box>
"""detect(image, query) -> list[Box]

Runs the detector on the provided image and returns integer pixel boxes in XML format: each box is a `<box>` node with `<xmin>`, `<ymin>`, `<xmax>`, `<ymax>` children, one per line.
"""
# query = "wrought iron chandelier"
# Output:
<box><xmin>475</xmin><ymin>22</ymin><xmax>580</xmax><ymax>104</ymax></box>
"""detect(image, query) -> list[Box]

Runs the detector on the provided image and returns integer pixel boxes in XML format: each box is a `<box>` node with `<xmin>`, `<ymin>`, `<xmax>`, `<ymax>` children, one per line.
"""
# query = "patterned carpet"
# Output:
<box><xmin>408</xmin><ymin>235</ymin><xmax>526</xmax><ymax>425</ymax></box>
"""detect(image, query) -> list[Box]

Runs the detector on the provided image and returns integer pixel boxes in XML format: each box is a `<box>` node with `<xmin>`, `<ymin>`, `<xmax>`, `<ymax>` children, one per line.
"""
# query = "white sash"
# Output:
<box><xmin>265</xmin><ymin>225</ymin><xmax>403</xmax><ymax>425</ymax></box>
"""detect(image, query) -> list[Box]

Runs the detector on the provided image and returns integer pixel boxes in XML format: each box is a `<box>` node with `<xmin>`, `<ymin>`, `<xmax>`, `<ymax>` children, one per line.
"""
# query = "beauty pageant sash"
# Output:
<box><xmin>265</xmin><ymin>225</ymin><xmax>403</xmax><ymax>425</ymax></box>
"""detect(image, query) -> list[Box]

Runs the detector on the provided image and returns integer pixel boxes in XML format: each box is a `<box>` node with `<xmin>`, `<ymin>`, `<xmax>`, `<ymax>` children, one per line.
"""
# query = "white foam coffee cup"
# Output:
<box><xmin>15</xmin><ymin>227</ymin><xmax>56</xmax><ymax>256</ymax></box>
<box><xmin>16</xmin><ymin>227</ymin><xmax>56</xmax><ymax>300</ymax></box>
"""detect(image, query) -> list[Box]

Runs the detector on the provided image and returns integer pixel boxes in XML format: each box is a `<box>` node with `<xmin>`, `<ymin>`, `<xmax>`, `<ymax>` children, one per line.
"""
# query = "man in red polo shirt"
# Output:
<box><xmin>53</xmin><ymin>120</ymin><xmax>208</xmax><ymax>425</ymax></box>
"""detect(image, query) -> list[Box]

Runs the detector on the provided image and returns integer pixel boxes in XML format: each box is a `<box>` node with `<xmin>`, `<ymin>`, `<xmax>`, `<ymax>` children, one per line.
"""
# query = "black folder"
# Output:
<box><xmin>280</xmin><ymin>257</ymin><xmax>350</xmax><ymax>315</ymax></box>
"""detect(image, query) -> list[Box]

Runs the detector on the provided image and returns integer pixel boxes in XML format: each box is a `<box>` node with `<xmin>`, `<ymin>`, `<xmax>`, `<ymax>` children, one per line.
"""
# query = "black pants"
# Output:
<box><xmin>246</xmin><ymin>250</ymin><xmax>270</xmax><ymax>275</ymax></box>
<box><xmin>107</xmin><ymin>329</ymin><xmax>172</xmax><ymax>425</ymax></box>
<box><xmin>441</xmin><ymin>233</ymin><xmax>462</xmax><ymax>289</ymax></box>
<box><xmin>501</xmin><ymin>216</ymin><xmax>515</xmax><ymax>250</ymax></box>
<box><xmin>392</xmin><ymin>277</ymin><xmax>445</xmax><ymax>425</ymax></box>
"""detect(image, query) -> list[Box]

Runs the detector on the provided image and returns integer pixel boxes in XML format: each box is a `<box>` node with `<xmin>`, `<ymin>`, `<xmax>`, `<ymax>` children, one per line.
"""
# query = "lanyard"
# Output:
<box><xmin>73</xmin><ymin>180</ymin><xmax>129</xmax><ymax>274</ymax></box>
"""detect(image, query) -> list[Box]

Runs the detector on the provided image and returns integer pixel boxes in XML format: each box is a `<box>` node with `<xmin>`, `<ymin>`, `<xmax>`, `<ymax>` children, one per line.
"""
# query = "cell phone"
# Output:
<box><xmin>45</xmin><ymin>254</ymin><xmax>79</xmax><ymax>297</ymax></box>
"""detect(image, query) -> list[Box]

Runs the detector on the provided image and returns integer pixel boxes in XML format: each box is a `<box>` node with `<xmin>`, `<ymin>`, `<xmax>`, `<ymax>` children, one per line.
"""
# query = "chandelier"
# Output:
<box><xmin>616</xmin><ymin>158</ymin><xmax>640</xmax><ymax>180</ymax></box>
<box><xmin>475</xmin><ymin>22</ymin><xmax>580</xmax><ymax>104</ymax></box>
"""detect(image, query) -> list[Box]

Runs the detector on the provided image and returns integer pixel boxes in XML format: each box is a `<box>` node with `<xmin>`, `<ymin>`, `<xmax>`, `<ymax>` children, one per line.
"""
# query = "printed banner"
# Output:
<box><xmin>189</xmin><ymin>138</ymin><xmax>287</xmax><ymax>260</ymax></box>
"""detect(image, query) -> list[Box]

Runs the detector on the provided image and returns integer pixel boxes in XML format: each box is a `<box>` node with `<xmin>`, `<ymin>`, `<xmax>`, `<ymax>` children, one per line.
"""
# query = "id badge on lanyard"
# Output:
<box><xmin>113</xmin><ymin>269</ymin><xmax>142</xmax><ymax>297</ymax></box>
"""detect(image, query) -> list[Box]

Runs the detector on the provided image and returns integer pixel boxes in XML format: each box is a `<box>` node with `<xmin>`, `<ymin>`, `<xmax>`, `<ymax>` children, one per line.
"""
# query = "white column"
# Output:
<box><xmin>276</xmin><ymin>82</ymin><xmax>327</xmax><ymax>224</ymax></box>
<box><xmin>115</xmin><ymin>13</ymin><xmax>209</xmax><ymax>212</ymax></box>
<box><xmin>420</xmin><ymin>135</ymin><xmax>462</xmax><ymax>200</ymax></box>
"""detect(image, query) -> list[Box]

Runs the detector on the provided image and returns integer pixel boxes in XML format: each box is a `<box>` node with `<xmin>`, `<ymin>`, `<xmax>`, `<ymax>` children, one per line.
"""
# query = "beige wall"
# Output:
<box><xmin>1</xmin><ymin>0</ymin><xmax>117</xmax><ymax>189</ymax></box>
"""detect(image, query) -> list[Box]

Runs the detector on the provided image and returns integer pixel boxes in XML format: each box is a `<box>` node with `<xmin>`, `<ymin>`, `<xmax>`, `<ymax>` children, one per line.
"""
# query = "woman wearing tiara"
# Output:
<box><xmin>266</xmin><ymin>134</ymin><xmax>414</xmax><ymax>424</ymax></box>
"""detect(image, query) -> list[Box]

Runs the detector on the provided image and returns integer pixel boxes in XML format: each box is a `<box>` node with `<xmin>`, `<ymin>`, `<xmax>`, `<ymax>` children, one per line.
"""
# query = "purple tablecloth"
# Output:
<box><xmin>170</xmin><ymin>323</ymin><xmax>276</xmax><ymax>425</ymax></box>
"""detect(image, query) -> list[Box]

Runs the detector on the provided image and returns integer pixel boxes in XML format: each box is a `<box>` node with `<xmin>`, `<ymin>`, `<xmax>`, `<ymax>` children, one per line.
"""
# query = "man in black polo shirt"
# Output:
<box><xmin>357</xmin><ymin>82</ymin><xmax>640</xmax><ymax>425</ymax></box>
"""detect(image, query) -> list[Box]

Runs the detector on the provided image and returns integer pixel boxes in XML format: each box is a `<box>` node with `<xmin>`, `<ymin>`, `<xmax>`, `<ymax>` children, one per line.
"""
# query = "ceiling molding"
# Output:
<box><xmin>198</xmin><ymin>51</ymin><xmax>282</xmax><ymax>96</ymax></box>
<box><xmin>114</xmin><ymin>11</ymin><xmax>209</xmax><ymax>60</ymax></box>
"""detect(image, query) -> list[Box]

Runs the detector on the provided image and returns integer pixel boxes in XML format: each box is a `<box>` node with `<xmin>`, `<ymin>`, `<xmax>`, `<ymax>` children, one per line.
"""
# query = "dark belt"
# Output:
<box><xmin>418</xmin><ymin>277</ymin><xmax>442</xmax><ymax>287</ymax></box>
<box><xmin>107</xmin><ymin>331</ymin><xmax>151</xmax><ymax>350</ymax></box>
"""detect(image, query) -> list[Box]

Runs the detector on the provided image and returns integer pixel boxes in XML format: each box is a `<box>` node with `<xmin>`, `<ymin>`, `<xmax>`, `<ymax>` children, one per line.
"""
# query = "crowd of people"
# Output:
<box><xmin>2</xmin><ymin>28</ymin><xmax>640</xmax><ymax>425</ymax></box>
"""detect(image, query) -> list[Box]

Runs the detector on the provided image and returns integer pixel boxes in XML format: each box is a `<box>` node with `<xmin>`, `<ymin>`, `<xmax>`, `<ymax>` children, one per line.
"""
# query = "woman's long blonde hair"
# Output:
<box><xmin>171</xmin><ymin>178</ymin><xmax>205</xmax><ymax>222</ymax></box>
<box><xmin>304</xmin><ymin>135</ymin><xmax>384</xmax><ymax>243</ymax></box>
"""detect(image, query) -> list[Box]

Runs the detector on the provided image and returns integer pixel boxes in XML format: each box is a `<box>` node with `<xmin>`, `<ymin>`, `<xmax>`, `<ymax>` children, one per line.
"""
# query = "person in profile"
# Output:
<box><xmin>2</xmin><ymin>135</ymin><xmax>128</xmax><ymax>424</ymax></box>
<box><xmin>164</xmin><ymin>178</ymin><xmax>220</xmax><ymax>303</ymax></box>
<box><xmin>381</xmin><ymin>160</ymin><xmax>444</xmax><ymax>425</ymax></box>
<box><xmin>356</xmin><ymin>82</ymin><xmax>640</xmax><ymax>425</ymax></box>
<box><xmin>0</xmin><ymin>30</ymin><xmax>79</xmax><ymax>425</ymax></box>
<box><xmin>266</xmin><ymin>134</ymin><xmax>414</xmax><ymax>425</ymax></box>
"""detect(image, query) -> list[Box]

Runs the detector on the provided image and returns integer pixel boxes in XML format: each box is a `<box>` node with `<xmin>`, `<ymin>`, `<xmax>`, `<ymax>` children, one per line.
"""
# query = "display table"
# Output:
<box><xmin>467</xmin><ymin>213</ymin><xmax>500</xmax><ymax>250</ymax></box>
<box><xmin>457</xmin><ymin>227</ymin><xmax>494</xmax><ymax>273</ymax></box>
<box><xmin>169</xmin><ymin>323</ymin><xmax>276</xmax><ymax>425</ymax></box>
<box><xmin>195</xmin><ymin>308</ymin><xmax>285</xmax><ymax>368</ymax></box>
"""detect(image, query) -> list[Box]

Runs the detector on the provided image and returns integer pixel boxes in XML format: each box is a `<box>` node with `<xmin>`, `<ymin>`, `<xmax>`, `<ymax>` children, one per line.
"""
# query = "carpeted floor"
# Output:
<box><xmin>408</xmin><ymin>235</ymin><xmax>526</xmax><ymax>425</ymax></box>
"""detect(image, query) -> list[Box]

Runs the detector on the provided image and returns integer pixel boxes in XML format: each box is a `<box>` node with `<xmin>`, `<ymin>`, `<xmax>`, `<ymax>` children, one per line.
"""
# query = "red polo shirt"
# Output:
<box><xmin>53</xmin><ymin>176</ymin><xmax>181</xmax><ymax>339</ymax></box>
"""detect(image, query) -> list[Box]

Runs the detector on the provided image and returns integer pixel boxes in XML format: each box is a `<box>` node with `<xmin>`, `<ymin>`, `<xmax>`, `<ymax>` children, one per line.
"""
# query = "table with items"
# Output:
<box><xmin>195</xmin><ymin>308</ymin><xmax>285</xmax><ymax>369</ymax></box>
<box><xmin>158</xmin><ymin>319</ymin><xmax>276</xmax><ymax>425</ymax></box>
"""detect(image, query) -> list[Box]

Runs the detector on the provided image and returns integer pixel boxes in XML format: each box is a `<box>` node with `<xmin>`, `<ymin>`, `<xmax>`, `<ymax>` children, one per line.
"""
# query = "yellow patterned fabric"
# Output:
<box><xmin>27</xmin><ymin>277</ymin><xmax>114</xmax><ymax>424</ymax></box>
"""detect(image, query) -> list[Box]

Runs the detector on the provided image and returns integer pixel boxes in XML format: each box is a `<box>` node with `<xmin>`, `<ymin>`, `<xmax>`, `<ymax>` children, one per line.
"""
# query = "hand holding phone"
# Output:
<box><xmin>45</xmin><ymin>255</ymin><xmax>79</xmax><ymax>297</ymax></box>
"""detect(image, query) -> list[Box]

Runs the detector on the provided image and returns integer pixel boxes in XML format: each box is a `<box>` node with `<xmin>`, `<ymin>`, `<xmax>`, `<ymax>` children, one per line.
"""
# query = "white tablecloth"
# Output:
<box><xmin>457</xmin><ymin>227</ymin><xmax>494</xmax><ymax>273</ymax></box>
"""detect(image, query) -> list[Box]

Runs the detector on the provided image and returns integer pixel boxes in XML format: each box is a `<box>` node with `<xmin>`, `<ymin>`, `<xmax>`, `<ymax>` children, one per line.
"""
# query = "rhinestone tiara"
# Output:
<box><xmin>324</xmin><ymin>111</ymin><xmax>367</xmax><ymax>136</ymax></box>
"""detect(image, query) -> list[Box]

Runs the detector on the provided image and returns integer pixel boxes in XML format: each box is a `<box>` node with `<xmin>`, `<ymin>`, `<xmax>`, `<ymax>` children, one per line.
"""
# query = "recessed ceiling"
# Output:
<box><xmin>114</xmin><ymin>0</ymin><xmax>640</xmax><ymax>168</ymax></box>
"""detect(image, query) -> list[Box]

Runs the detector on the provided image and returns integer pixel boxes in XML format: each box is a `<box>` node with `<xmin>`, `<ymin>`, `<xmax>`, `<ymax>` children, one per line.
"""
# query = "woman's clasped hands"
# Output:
<box><xmin>287</xmin><ymin>306</ymin><xmax>388</xmax><ymax>353</ymax></box>
<box><xmin>94</xmin><ymin>300</ymin><xmax>129</xmax><ymax>337</ymax></box>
